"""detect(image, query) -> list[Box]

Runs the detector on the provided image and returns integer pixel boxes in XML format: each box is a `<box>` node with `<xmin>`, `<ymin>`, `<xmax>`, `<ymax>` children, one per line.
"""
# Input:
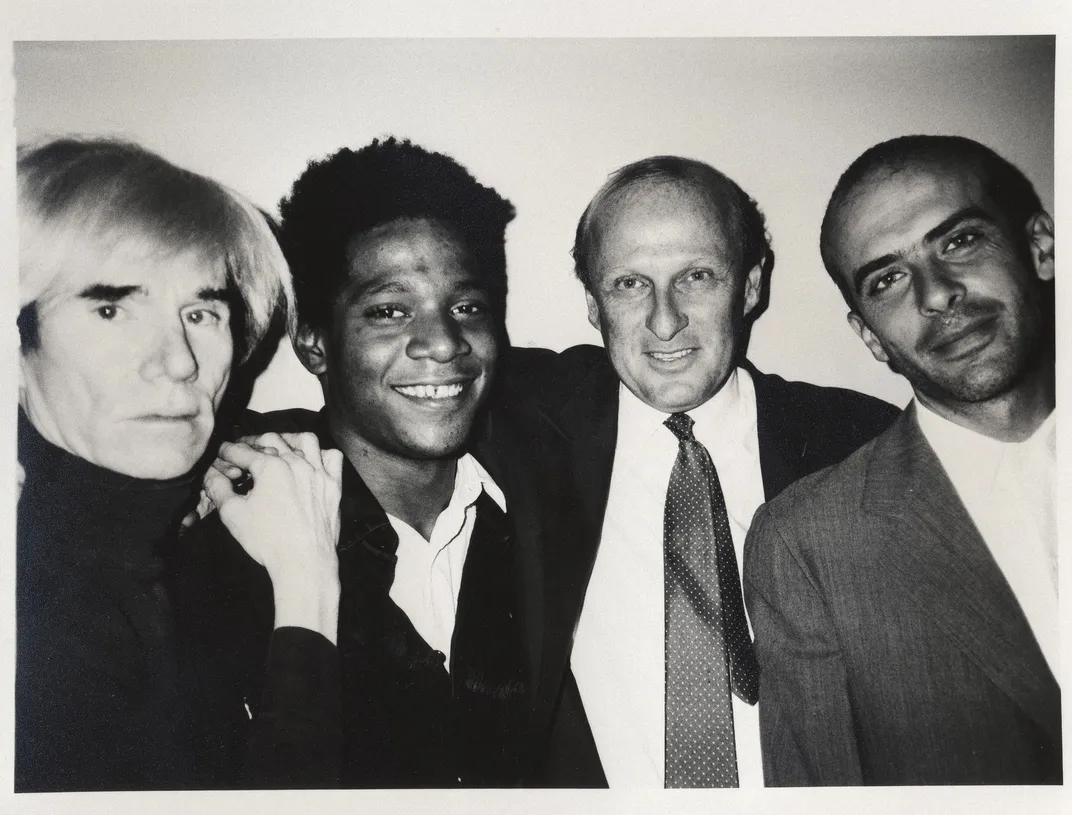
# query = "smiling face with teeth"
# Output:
<box><xmin>295</xmin><ymin>217</ymin><xmax>497</xmax><ymax>462</ymax></box>
<box><xmin>584</xmin><ymin>179</ymin><xmax>762</xmax><ymax>413</ymax></box>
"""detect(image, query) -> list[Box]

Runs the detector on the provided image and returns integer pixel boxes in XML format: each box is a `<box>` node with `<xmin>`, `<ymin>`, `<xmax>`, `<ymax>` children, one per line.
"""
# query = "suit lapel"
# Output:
<box><xmin>862</xmin><ymin>407</ymin><xmax>1060</xmax><ymax>739</ymax></box>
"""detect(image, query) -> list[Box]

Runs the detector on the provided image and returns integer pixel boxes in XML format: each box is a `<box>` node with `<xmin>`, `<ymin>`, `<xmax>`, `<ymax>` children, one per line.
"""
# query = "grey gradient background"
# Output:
<box><xmin>14</xmin><ymin>37</ymin><xmax>1055</xmax><ymax>413</ymax></box>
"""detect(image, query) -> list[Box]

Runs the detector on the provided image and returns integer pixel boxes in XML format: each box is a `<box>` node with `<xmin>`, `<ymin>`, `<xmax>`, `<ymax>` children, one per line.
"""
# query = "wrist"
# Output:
<box><xmin>271</xmin><ymin>564</ymin><xmax>341</xmax><ymax>645</ymax></box>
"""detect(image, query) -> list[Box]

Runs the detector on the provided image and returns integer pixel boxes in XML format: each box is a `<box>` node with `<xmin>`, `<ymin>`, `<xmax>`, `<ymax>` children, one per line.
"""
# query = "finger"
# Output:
<box><xmin>217</xmin><ymin>441</ymin><xmax>282</xmax><ymax>472</ymax></box>
<box><xmin>251</xmin><ymin>432</ymin><xmax>295</xmax><ymax>456</ymax></box>
<box><xmin>323</xmin><ymin>448</ymin><xmax>345</xmax><ymax>485</ymax></box>
<box><xmin>203</xmin><ymin>465</ymin><xmax>239</xmax><ymax>508</ymax></box>
<box><xmin>283</xmin><ymin>432</ymin><xmax>326</xmax><ymax>470</ymax></box>
<box><xmin>210</xmin><ymin>459</ymin><xmax>245</xmax><ymax>481</ymax></box>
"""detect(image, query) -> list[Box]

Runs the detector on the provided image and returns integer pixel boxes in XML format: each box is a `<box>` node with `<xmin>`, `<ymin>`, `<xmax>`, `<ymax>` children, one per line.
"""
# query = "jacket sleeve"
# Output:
<box><xmin>243</xmin><ymin>626</ymin><xmax>343</xmax><ymax>788</ymax></box>
<box><xmin>743</xmin><ymin>501</ymin><xmax>863</xmax><ymax>786</ymax></box>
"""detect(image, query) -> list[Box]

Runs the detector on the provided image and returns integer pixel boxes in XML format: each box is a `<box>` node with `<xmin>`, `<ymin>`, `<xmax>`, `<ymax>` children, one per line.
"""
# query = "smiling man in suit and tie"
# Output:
<box><xmin>743</xmin><ymin>135</ymin><xmax>1059</xmax><ymax>785</ymax></box>
<box><xmin>510</xmin><ymin>156</ymin><xmax>899</xmax><ymax>787</ymax></box>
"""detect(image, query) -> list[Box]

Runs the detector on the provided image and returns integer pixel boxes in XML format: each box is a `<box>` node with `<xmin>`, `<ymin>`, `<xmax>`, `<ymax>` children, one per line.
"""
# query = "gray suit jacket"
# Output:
<box><xmin>743</xmin><ymin>405</ymin><xmax>1061</xmax><ymax>785</ymax></box>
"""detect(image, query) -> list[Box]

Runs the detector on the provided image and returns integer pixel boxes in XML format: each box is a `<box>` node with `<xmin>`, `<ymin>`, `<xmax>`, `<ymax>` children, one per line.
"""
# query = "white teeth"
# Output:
<box><xmin>650</xmin><ymin>349</ymin><xmax>693</xmax><ymax>361</ymax></box>
<box><xmin>396</xmin><ymin>383</ymin><xmax>465</xmax><ymax>399</ymax></box>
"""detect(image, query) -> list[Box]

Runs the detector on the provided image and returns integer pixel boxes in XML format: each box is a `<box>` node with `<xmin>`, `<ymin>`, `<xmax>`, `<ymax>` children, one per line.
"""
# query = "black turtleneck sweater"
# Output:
<box><xmin>15</xmin><ymin>411</ymin><xmax>198</xmax><ymax>791</ymax></box>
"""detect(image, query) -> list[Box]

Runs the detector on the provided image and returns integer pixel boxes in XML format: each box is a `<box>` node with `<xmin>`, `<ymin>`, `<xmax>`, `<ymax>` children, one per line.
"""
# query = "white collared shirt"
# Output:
<box><xmin>386</xmin><ymin>454</ymin><xmax>506</xmax><ymax>669</ymax></box>
<box><xmin>915</xmin><ymin>401</ymin><xmax>1058</xmax><ymax>676</ymax></box>
<box><xmin>571</xmin><ymin>367</ymin><xmax>766</xmax><ymax>787</ymax></box>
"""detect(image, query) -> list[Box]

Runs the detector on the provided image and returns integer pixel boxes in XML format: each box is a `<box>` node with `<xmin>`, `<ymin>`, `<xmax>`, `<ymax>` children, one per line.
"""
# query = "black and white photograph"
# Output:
<box><xmin>3</xmin><ymin>3</ymin><xmax>1066</xmax><ymax>813</ymax></box>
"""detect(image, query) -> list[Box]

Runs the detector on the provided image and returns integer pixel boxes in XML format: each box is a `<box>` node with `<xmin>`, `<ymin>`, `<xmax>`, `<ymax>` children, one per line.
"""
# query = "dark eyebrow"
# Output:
<box><xmin>851</xmin><ymin>206</ymin><xmax>998</xmax><ymax>296</ymax></box>
<box><xmin>197</xmin><ymin>287</ymin><xmax>232</xmax><ymax>303</ymax></box>
<box><xmin>78</xmin><ymin>284</ymin><xmax>144</xmax><ymax>302</ymax></box>
<box><xmin>921</xmin><ymin>206</ymin><xmax>996</xmax><ymax>245</ymax></box>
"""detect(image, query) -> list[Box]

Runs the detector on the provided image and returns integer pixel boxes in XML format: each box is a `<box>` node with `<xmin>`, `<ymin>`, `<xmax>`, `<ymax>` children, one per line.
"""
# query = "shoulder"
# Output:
<box><xmin>750</xmin><ymin>366</ymin><xmax>901</xmax><ymax>448</ymax></box>
<box><xmin>232</xmin><ymin>407</ymin><xmax>321</xmax><ymax>437</ymax></box>
<box><xmin>500</xmin><ymin>343</ymin><xmax>617</xmax><ymax>412</ymax></box>
<box><xmin>750</xmin><ymin>433</ymin><xmax>877</xmax><ymax>552</ymax></box>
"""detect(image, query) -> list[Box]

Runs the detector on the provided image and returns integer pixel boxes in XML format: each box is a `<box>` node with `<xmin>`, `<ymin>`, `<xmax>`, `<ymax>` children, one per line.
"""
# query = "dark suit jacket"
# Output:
<box><xmin>505</xmin><ymin>345</ymin><xmax>901</xmax><ymax>785</ymax></box>
<box><xmin>169</xmin><ymin>399</ymin><xmax>590</xmax><ymax>788</ymax></box>
<box><xmin>743</xmin><ymin>406</ymin><xmax>1062</xmax><ymax>785</ymax></box>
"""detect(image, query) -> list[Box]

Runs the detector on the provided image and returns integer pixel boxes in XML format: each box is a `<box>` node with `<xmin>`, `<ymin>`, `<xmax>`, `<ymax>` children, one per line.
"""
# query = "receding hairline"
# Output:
<box><xmin>585</xmin><ymin>174</ymin><xmax>746</xmax><ymax>266</ymax></box>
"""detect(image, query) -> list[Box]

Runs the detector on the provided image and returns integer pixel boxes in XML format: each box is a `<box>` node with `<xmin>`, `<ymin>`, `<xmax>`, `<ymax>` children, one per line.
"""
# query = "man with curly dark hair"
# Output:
<box><xmin>171</xmin><ymin>138</ymin><xmax>589</xmax><ymax>788</ymax></box>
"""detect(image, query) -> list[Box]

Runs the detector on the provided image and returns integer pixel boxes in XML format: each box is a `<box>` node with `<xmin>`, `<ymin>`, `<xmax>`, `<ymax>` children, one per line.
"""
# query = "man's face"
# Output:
<box><xmin>584</xmin><ymin>180</ymin><xmax>761</xmax><ymax>413</ymax></box>
<box><xmin>308</xmin><ymin>217</ymin><xmax>497</xmax><ymax>461</ymax></box>
<box><xmin>828</xmin><ymin>160</ymin><xmax>1054</xmax><ymax>408</ymax></box>
<box><xmin>21</xmin><ymin>245</ymin><xmax>234</xmax><ymax>479</ymax></box>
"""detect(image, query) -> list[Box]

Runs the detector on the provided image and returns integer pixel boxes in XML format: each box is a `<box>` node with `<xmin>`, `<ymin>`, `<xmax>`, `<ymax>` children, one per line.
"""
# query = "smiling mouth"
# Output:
<box><xmin>929</xmin><ymin>317</ymin><xmax>999</xmax><ymax>355</ymax></box>
<box><xmin>393</xmin><ymin>383</ymin><xmax>468</xmax><ymax>400</ymax></box>
<box><xmin>647</xmin><ymin>349</ymin><xmax>696</xmax><ymax>362</ymax></box>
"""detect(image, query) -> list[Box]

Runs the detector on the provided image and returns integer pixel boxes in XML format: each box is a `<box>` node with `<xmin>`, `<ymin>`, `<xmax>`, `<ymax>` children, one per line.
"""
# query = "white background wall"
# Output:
<box><xmin>14</xmin><ymin>37</ymin><xmax>1054</xmax><ymax>412</ymax></box>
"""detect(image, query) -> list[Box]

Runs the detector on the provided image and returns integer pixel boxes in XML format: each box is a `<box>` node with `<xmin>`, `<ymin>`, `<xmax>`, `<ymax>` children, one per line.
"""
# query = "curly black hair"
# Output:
<box><xmin>278</xmin><ymin>137</ymin><xmax>516</xmax><ymax>331</ymax></box>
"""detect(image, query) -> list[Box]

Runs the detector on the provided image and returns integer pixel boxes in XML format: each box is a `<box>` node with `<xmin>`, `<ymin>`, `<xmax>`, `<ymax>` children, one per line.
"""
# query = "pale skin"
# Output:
<box><xmin>205</xmin><ymin>432</ymin><xmax>344</xmax><ymax>643</ymax></box>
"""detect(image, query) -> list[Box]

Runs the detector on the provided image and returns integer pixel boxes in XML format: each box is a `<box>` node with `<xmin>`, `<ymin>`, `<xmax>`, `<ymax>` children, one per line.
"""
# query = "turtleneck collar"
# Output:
<box><xmin>18</xmin><ymin>408</ymin><xmax>200</xmax><ymax>563</ymax></box>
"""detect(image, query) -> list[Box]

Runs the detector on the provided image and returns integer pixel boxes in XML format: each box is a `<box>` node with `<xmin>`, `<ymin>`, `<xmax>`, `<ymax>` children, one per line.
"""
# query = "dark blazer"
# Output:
<box><xmin>504</xmin><ymin>344</ymin><xmax>902</xmax><ymax>785</ymax></box>
<box><xmin>743</xmin><ymin>406</ymin><xmax>1062</xmax><ymax>785</ymax></box>
<box><xmin>169</xmin><ymin>399</ymin><xmax>589</xmax><ymax>788</ymax></box>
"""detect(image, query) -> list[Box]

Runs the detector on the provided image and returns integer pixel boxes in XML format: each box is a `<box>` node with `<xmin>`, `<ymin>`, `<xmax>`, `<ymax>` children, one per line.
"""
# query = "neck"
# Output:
<box><xmin>329</xmin><ymin>416</ymin><xmax>457</xmax><ymax>541</ymax></box>
<box><xmin>916</xmin><ymin>360</ymin><xmax>1055</xmax><ymax>443</ymax></box>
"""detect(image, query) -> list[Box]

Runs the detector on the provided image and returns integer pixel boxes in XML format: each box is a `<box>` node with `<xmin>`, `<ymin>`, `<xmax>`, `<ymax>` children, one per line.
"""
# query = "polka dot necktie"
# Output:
<box><xmin>663</xmin><ymin>412</ymin><xmax>760</xmax><ymax>788</ymax></box>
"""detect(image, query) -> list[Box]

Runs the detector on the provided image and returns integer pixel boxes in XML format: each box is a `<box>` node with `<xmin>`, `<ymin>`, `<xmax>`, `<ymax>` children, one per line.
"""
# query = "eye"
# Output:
<box><xmin>95</xmin><ymin>304</ymin><xmax>119</xmax><ymax>320</ymax></box>
<box><xmin>365</xmin><ymin>305</ymin><xmax>407</xmax><ymax>321</ymax></box>
<box><xmin>613</xmin><ymin>276</ymin><xmax>647</xmax><ymax>291</ymax></box>
<box><xmin>943</xmin><ymin>230</ymin><xmax>982</xmax><ymax>253</ymax></box>
<box><xmin>867</xmin><ymin>269</ymin><xmax>907</xmax><ymax>296</ymax></box>
<box><xmin>185</xmin><ymin>308</ymin><xmax>225</xmax><ymax>326</ymax></box>
<box><xmin>686</xmin><ymin>268</ymin><xmax>714</xmax><ymax>282</ymax></box>
<box><xmin>452</xmin><ymin>301</ymin><xmax>487</xmax><ymax>317</ymax></box>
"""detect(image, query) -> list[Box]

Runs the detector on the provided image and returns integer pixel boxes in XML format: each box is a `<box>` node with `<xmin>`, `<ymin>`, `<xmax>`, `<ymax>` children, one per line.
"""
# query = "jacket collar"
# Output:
<box><xmin>861</xmin><ymin>405</ymin><xmax>1060</xmax><ymax>739</ymax></box>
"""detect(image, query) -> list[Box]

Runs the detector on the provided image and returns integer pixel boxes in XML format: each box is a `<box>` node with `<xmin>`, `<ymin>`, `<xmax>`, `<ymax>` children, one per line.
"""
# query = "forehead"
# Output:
<box><xmin>48</xmin><ymin>238</ymin><xmax>226</xmax><ymax>302</ymax></box>
<box><xmin>591</xmin><ymin>179</ymin><xmax>737</xmax><ymax>267</ymax></box>
<box><xmin>829</xmin><ymin>160</ymin><xmax>1000</xmax><ymax>274</ymax></box>
<box><xmin>343</xmin><ymin>217</ymin><xmax>480</xmax><ymax>291</ymax></box>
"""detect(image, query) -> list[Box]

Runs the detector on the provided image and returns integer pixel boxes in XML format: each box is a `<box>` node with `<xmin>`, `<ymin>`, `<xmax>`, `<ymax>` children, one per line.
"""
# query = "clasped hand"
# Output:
<box><xmin>203</xmin><ymin>432</ymin><xmax>344</xmax><ymax>643</ymax></box>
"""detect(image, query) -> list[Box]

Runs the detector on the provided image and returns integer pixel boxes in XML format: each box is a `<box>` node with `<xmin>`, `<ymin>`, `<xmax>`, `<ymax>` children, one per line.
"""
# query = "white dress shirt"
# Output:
<box><xmin>916</xmin><ymin>402</ymin><xmax>1058</xmax><ymax>676</ymax></box>
<box><xmin>571</xmin><ymin>368</ymin><xmax>767</xmax><ymax>788</ymax></box>
<box><xmin>385</xmin><ymin>454</ymin><xmax>506</xmax><ymax>669</ymax></box>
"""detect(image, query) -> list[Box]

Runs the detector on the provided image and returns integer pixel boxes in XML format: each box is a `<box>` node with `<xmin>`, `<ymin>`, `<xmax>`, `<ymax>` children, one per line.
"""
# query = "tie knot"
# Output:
<box><xmin>664</xmin><ymin>412</ymin><xmax>695</xmax><ymax>442</ymax></box>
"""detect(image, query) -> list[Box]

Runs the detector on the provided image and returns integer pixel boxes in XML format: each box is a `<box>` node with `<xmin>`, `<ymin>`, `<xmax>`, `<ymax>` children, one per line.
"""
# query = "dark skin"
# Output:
<box><xmin>330</xmin><ymin>421</ymin><xmax>456</xmax><ymax>540</ymax></box>
<box><xmin>295</xmin><ymin>218</ymin><xmax>498</xmax><ymax>540</ymax></box>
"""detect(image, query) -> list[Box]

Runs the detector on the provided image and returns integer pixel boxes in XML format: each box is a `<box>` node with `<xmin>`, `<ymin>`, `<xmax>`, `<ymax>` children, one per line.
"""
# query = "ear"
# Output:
<box><xmin>293</xmin><ymin>323</ymin><xmax>329</xmax><ymax>376</ymax></box>
<box><xmin>585</xmin><ymin>289</ymin><xmax>602</xmax><ymax>332</ymax></box>
<box><xmin>742</xmin><ymin>262</ymin><xmax>763</xmax><ymax>318</ymax></box>
<box><xmin>1026</xmin><ymin>212</ymin><xmax>1054</xmax><ymax>282</ymax></box>
<box><xmin>847</xmin><ymin>312</ymin><xmax>889</xmax><ymax>364</ymax></box>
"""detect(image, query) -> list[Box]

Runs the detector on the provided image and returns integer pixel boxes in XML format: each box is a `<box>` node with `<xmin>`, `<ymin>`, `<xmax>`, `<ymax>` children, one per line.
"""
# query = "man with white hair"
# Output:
<box><xmin>15</xmin><ymin>138</ymin><xmax>333</xmax><ymax>791</ymax></box>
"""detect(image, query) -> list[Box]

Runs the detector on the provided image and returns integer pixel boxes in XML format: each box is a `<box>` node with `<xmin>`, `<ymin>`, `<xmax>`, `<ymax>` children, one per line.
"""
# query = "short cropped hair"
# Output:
<box><xmin>278</xmin><ymin>137</ymin><xmax>516</xmax><ymax>332</ymax></box>
<box><xmin>572</xmin><ymin>155</ymin><xmax>775</xmax><ymax>290</ymax></box>
<box><xmin>820</xmin><ymin>134</ymin><xmax>1045</xmax><ymax>306</ymax></box>
<box><xmin>17</xmin><ymin>137</ymin><xmax>295</xmax><ymax>362</ymax></box>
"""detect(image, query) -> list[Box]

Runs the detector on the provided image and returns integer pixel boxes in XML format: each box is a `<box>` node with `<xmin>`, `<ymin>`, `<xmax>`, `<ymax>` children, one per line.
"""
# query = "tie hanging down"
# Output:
<box><xmin>663</xmin><ymin>411</ymin><xmax>759</xmax><ymax>788</ymax></box>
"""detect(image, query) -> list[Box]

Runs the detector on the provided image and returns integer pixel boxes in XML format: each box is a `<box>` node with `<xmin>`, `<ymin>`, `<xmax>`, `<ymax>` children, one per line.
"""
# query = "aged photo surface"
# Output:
<box><xmin>6</xmin><ymin>27</ymin><xmax>1064</xmax><ymax>815</ymax></box>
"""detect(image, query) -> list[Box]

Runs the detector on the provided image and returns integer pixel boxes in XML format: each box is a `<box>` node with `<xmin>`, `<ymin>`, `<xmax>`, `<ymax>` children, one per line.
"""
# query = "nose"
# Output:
<box><xmin>144</xmin><ymin>318</ymin><xmax>199</xmax><ymax>382</ymax></box>
<box><xmin>646</xmin><ymin>289</ymin><xmax>688</xmax><ymax>341</ymax></box>
<box><xmin>407</xmin><ymin>311</ymin><xmax>471</xmax><ymax>363</ymax></box>
<box><xmin>916</xmin><ymin>261</ymin><xmax>966</xmax><ymax>315</ymax></box>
